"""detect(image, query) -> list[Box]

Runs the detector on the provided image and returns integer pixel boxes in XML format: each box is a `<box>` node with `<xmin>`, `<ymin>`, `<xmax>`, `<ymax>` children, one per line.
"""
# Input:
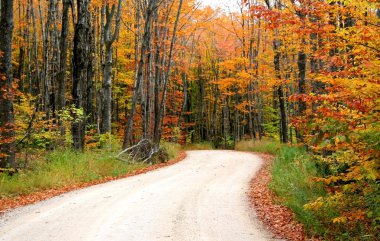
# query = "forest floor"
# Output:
<box><xmin>0</xmin><ymin>150</ymin><xmax>279</xmax><ymax>241</ymax></box>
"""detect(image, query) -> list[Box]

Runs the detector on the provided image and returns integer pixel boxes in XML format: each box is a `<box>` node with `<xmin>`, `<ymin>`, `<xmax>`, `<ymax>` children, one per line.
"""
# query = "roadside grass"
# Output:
<box><xmin>0</xmin><ymin>140</ymin><xmax>185</xmax><ymax>199</ymax></box>
<box><xmin>0</xmin><ymin>149</ymin><xmax>148</xmax><ymax>198</ymax></box>
<box><xmin>236</xmin><ymin>140</ymin><xmax>327</xmax><ymax>237</ymax></box>
<box><xmin>235</xmin><ymin>139</ymin><xmax>282</xmax><ymax>155</ymax></box>
<box><xmin>269</xmin><ymin>146</ymin><xmax>326</xmax><ymax>237</ymax></box>
<box><xmin>161</xmin><ymin>142</ymin><xmax>182</xmax><ymax>159</ymax></box>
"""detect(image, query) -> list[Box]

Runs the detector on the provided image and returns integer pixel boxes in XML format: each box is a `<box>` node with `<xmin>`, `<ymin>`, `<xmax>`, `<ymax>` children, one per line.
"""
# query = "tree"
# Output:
<box><xmin>100</xmin><ymin>0</ymin><xmax>122</xmax><ymax>134</ymax></box>
<box><xmin>72</xmin><ymin>0</ymin><xmax>91</xmax><ymax>150</ymax></box>
<box><xmin>0</xmin><ymin>0</ymin><xmax>16</xmax><ymax>168</ymax></box>
<box><xmin>122</xmin><ymin>0</ymin><xmax>157</xmax><ymax>148</ymax></box>
<box><xmin>57</xmin><ymin>0</ymin><xmax>72</xmax><ymax>113</ymax></box>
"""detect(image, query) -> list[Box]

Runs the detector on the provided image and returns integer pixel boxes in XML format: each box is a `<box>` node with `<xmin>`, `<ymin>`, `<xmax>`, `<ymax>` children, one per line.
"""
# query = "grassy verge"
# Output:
<box><xmin>183</xmin><ymin>142</ymin><xmax>214</xmax><ymax>150</ymax></box>
<box><xmin>161</xmin><ymin>142</ymin><xmax>182</xmax><ymax>159</ymax></box>
<box><xmin>0</xmin><ymin>149</ymin><xmax>149</xmax><ymax>198</ymax></box>
<box><xmin>0</xmin><ymin>140</ymin><xmax>186</xmax><ymax>199</ymax></box>
<box><xmin>236</xmin><ymin>140</ymin><xmax>326</xmax><ymax>238</ymax></box>
<box><xmin>269</xmin><ymin>146</ymin><xmax>326</xmax><ymax>237</ymax></box>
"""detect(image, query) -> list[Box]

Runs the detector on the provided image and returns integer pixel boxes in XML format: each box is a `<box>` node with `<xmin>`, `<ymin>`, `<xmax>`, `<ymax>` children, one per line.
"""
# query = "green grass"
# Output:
<box><xmin>269</xmin><ymin>146</ymin><xmax>326</xmax><ymax>237</ymax></box>
<box><xmin>0</xmin><ymin>149</ymin><xmax>148</xmax><ymax>198</ymax></box>
<box><xmin>235</xmin><ymin>139</ymin><xmax>282</xmax><ymax>154</ymax></box>
<box><xmin>236</xmin><ymin>140</ymin><xmax>327</xmax><ymax>237</ymax></box>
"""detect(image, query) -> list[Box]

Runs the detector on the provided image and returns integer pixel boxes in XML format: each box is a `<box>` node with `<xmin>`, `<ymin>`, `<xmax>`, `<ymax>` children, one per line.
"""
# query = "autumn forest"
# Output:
<box><xmin>0</xmin><ymin>0</ymin><xmax>379</xmax><ymax>240</ymax></box>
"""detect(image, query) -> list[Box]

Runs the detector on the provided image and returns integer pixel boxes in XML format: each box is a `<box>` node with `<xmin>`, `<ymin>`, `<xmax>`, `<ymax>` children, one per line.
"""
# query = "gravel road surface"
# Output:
<box><xmin>0</xmin><ymin>150</ymin><xmax>275</xmax><ymax>241</ymax></box>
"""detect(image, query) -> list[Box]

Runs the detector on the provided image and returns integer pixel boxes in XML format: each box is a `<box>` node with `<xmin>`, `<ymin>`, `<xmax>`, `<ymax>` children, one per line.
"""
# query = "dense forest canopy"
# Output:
<box><xmin>0</xmin><ymin>0</ymin><xmax>379</xmax><ymax>237</ymax></box>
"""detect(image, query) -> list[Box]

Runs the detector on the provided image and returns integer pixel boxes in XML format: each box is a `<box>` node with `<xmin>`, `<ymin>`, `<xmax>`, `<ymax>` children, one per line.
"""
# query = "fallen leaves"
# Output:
<box><xmin>249</xmin><ymin>153</ymin><xmax>321</xmax><ymax>241</ymax></box>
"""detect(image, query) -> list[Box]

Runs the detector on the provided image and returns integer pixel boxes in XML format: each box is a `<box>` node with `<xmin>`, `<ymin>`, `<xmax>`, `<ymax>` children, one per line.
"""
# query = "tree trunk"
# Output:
<box><xmin>278</xmin><ymin>85</ymin><xmax>288</xmax><ymax>143</ymax></box>
<box><xmin>72</xmin><ymin>0</ymin><xmax>91</xmax><ymax>150</ymax></box>
<box><xmin>57</xmin><ymin>0</ymin><xmax>71</xmax><ymax>112</ymax></box>
<box><xmin>100</xmin><ymin>0</ymin><xmax>122</xmax><ymax>134</ymax></box>
<box><xmin>16</xmin><ymin>2</ymin><xmax>26</xmax><ymax>91</ymax></box>
<box><xmin>123</xmin><ymin>0</ymin><xmax>156</xmax><ymax>149</ymax></box>
<box><xmin>30</xmin><ymin>0</ymin><xmax>39</xmax><ymax>95</ymax></box>
<box><xmin>101</xmin><ymin>44</ymin><xmax>113</xmax><ymax>133</ymax></box>
<box><xmin>0</xmin><ymin>0</ymin><xmax>16</xmax><ymax>168</ymax></box>
<box><xmin>177</xmin><ymin>73</ymin><xmax>188</xmax><ymax>128</ymax></box>
<box><xmin>296</xmin><ymin>49</ymin><xmax>306</xmax><ymax>143</ymax></box>
<box><xmin>154</xmin><ymin>0</ymin><xmax>184</xmax><ymax>144</ymax></box>
<box><xmin>274</xmin><ymin>38</ymin><xmax>288</xmax><ymax>143</ymax></box>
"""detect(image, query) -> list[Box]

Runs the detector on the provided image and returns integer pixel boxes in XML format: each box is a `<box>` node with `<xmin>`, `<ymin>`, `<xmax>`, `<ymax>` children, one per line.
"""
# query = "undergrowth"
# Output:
<box><xmin>235</xmin><ymin>139</ymin><xmax>281</xmax><ymax>155</ymax></box>
<box><xmin>183</xmin><ymin>142</ymin><xmax>214</xmax><ymax>150</ymax></box>
<box><xmin>237</xmin><ymin>140</ymin><xmax>379</xmax><ymax>240</ymax></box>
<box><xmin>161</xmin><ymin>142</ymin><xmax>182</xmax><ymax>159</ymax></box>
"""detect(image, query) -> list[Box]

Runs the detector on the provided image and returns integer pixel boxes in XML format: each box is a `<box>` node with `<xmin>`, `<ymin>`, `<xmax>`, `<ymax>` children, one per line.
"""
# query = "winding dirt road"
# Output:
<box><xmin>0</xmin><ymin>150</ymin><xmax>277</xmax><ymax>241</ymax></box>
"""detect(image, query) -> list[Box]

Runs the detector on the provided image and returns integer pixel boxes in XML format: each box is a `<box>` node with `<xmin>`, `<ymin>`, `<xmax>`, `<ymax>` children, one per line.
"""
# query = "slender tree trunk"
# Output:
<box><xmin>296</xmin><ymin>48</ymin><xmax>306</xmax><ymax>143</ymax></box>
<box><xmin>0</xmin><ymin>0</ymin><xmax>16</xmax><ymax>168</ymax></box>
<box><xmin>123</xmin><ymin>0</ymin><xmax>156</xmax><ymax>149</ymax></box>
<box><xmin>57</xmin><ymin>0</ymin><xmax>71</xmax><ymax>112</ymax></box>
<box><xmin>16</xmin><ymin>2</ymin><xmax>26</xmax><ymax>91</ymax></box>
<box><xmin>49</xmin><ymin>0</ymin><xmax>60</xmax><ymax>120</ymax></box>
<box><xmin>254</xmin><ymin>19</ymin><xmax>264</xmax><ymax>139</ymax></box>
<box><xmin>154</xmin><ymin>0</ymin><xmax>184</xmax><ymax>144</ymax></box>
<box><xmin>223</xmin><ymin>98</ymin><xmax>229</xmax><ymax>148</ymax></box>
<box><xmin>101</xmin><ymin>43</ymin><xmax>113</xmax><ymax>133</ymax></box>
<box><xmin>177</xmin><ymin>73</ymin><xmax>188</xmax><ymax>128</ymax></box>
<box><xmin>265</xmin><ymin>0</ymin><xmax>288</xmax><ymax>143</ymax></box>
<box><xmin>26</xmin><ymin>2</ymin><xmax>32</xmax><ymax>94</ymax></box>
<box><xmin>292</xmin><ymin>4</ymin><xmax>307</xmax><ymax>143</ymax></box>
<box><xmin>247</xmin><ymin>11</ymin><xmax>256</xmax><ymax>139</ymax></box>
<box><xmin>30</xmin><ymin>0</ymin><xmax>39</xmax><ymax>95</ymax></box>
<box><xmin>100</xmin><ymin>0</ymin><xmax>122</xmax><ymax>134</ymax></box>
<box><xmin>273</xmin><ymin>38</ymin><xmax>288</xmax><ymax>143</ymax></box>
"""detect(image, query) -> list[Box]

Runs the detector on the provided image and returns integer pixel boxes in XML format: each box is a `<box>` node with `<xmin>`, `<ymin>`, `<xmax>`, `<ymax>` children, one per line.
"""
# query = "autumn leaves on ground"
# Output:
<box><xmin>0</xmin><ymin>0</ymin><xmax>379</xmax><ymax>240</ymax></box>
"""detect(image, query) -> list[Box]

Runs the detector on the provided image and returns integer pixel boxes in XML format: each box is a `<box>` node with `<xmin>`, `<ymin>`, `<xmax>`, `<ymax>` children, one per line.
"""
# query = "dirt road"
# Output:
<box><xmin>0</xmin><ymin>151</ymin><xmax>276</xmax><ymax>241</ymax></box>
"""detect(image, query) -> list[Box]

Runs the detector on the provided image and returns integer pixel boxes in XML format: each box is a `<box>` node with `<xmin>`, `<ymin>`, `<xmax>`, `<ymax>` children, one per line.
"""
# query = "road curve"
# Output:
<box><xmin>0</xmin><ymin>150</ymin><xmax>276</xmax><ymax>241</ymax></box>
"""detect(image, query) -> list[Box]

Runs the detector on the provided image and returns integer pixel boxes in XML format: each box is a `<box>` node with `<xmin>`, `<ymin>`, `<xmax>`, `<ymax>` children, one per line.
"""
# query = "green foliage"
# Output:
<box><xmin>98</xmin><ymin>133</ymin><xmax>117</xmax><ymax>149</ymax></box>
<box><xmin>223</xmin><ymin>135</ymin><xmax>235</xmax><ymax>149</ymax></box>
<box><xmin>0</xmin><ymin>149</ymin><xmax>148</xmax><ymax>198</ymax></box>
<box><xmin>262</xmin><ymin>106</ymin><xmax>280</xmax><ymax>139</ymax></box>
<box><xmin>58</xmin><ymin>105</ymin><xmax>86</xmax><ymax>124</ymax></box>
<box><xmin>171</xmin><ymin>127</ymin><xmax>182</xmax><ymax>143</ymax></box>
